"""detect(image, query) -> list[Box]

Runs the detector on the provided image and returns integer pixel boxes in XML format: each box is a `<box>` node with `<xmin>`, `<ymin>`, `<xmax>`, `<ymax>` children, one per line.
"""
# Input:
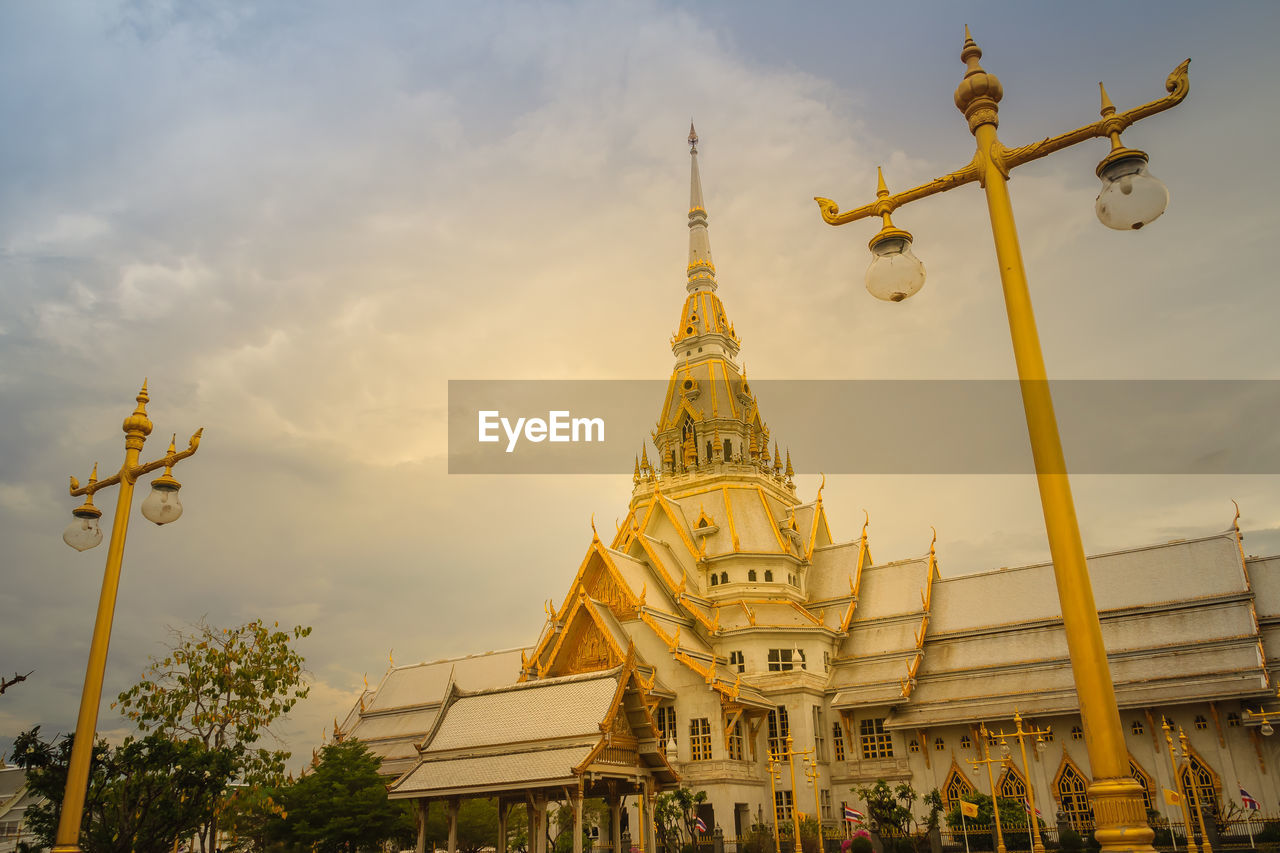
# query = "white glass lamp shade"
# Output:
<box><xmin>141</xmin><ymin>474</ymin><xmax>183</xmax><ymax>525</ymax></box>
<box><xmin>1263</xmin><ymin>721</ymin><xmax>1275</xmax><ymax>737</ymax></box>
<box><xmin>63</xmin><ymin>506</ymin><xmax>103</xmax><ymax>551</ymax></box>
<box><xmin>866</xmin><ymin>231</ymin><xmax>925</xmax><ymax>302</ymax></box>
<box><xmin>1000</xmin><ymin>742</ymin><xmax>1011</xmax><ymax>759</ymax></box>
<box><xmin>1035</xmin><ymin>737</ymin><xmax>1047</xmax><ymax>754</ymax></box>
<box><xmin>1095</xmin><ymin>153</ymin><xmax>1169</xmax><ymax>231</ymax></box>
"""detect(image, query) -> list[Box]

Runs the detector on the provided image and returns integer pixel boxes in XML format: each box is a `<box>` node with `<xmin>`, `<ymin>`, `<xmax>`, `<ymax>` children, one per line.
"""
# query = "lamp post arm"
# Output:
<box><xmin>815</xmin><ymin>60</ymin><xmax>1189</xmax><ymax>229</ymax></box>
<box><xmin>1000</xmin><ymin>59</ymin><xmax>1190</xmax><ymax>171</ymax></box>
<box><xmin>70</xmin><ymin>429</ymin><xmax>203</xmax><ymax>496</ymax></box>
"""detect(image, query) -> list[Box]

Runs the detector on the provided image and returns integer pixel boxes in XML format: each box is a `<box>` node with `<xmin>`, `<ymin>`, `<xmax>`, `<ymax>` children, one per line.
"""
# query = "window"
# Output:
<box><xmin>768</xmin><ymin>706</ymin><xmax>790</xmax><ymax>757</ymax></box>
<box><xmin>1041</xmin><ymin>729</ymin><xmax>1054</xmax><ymax>743</ymax></box>
<box><xmin>1228</xmin><ymin>712</ymin><xmax>1242</xmax><ymax>728</ymax></box>
<box><xmin>768</xmin><ymin>648</ymin><xmax>805</xmax><ymax>672</ymax></box>
<box><xmin>1130</xmin><ymin>758</ymin><xmax>1155</xmax><ymax>813</ymax></box>
<box><xmin>690</xmin><ymin>718</ymin><xmax>712</xmax><ymax>761</ymax></box>
<box><xmin>998</xmin><ymin>767</ymin><xmax>1027</xmax><ymax>802</ymax></box>
<box><xmin>909</xmin><ymin>739</ymin><xmax>920</xmax><ymax>754</ymax></box>
<box><xmin>774</xmin><ymin>790</ymin><xmax>793</xmax><ymax>823</ymax></box>
<box><xmin>821</xmin><ymin>789</ymin><xmax>833</xmax><ymax>820</ymax></box>
<box><xmin>729</xmin><ymin>650</ymin><xmax>745</xmax><ymax>673</ymax></box>
<box><xmin>1178</xmin><ymin>752</ymin><xmax>1220</xmax><ymax>823</ymax></box>
<box><xmin>1131</xmin><ymin>720</ymin><xmax>1144</xmax><ymax>735</ymax></box>
<box><xmin>823</xmin><ymin>651</ymin><xmax>830</xmax><ymax>670</ymax></box>
<box><xmin>1194</xmin><ymin>715</ymin><xmax>1209</xmax><ymax>731</ymax></box>
<box><xmin>934</xmin><ymin>737</ymin><xmax>945</xmax><ymax>752</ymax></box>
<box><xmin>1071</xmin><ymin>726</ymin><xmax>1084</xmax><ymax>741</ymax></box>
<box><xmin>833</xmin><ymin>721</ymin><xmax>846</xmax><ymax>761</ymax></box>
<box><xmin>727</xmin><ymin>718</ymin><xmax>745</xmax><ymax>761</ymax></box>
<box><xmin>656</xmin><ymin>706</ymin><xmax>676</xmax><ymax>744</ymax></box>
<box><xmin>813</xmin><ymin>706</ymin><xmax>826</xmax><ymax>760</ymax></box>
<box><xmin>943</xmin><ymin>767</ymin><xmax>974</xmax><ymax>808</ymax></box>
<box><xmin>1056</xmin><ymin>762</ymin><xmax>1095</xmax><ymax>831</ymax></box>
<box><xmin>706</xmin><ymin>441</ymin><xmax>713</xmax><ymax>461</ymax></box>
<box><xmin>710</xmin><ymin>574</ymin><xmax>718</xmax><ymax>586</ymax></box>
<box><xmin>720</xmin><ymin>571</ymin><xmax>728</xmax><ymax>584</ymax></box>
<box><xmin>749</xmin><ymin>570</ymin><xmax>758</xmax><ymax>582</ymax></box>
<box><xmin>859</xmin><ymin>718</ymin><xmax>893</xmax><ymax>759</ymax></box>
<box><xmin>960</xmin><ymin>735</ymin><xmax>971</xmax><ymax>750</ymax></box>
<box><xmin>765</xmin><ymin>570</ymin><xmax>774</xmax><ymax>582</ymax></box>
<box><xmin>723</xmin><ymin>439</ymin><xmax>732</xmax><ymax>459</ymax></box>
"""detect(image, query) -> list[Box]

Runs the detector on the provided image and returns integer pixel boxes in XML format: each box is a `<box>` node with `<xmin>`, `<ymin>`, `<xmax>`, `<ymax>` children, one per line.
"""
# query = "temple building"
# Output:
<box><xmin>339</xmin><ymin>129</ymin><xmax>1280</xmax><ymax>851</ymax></box>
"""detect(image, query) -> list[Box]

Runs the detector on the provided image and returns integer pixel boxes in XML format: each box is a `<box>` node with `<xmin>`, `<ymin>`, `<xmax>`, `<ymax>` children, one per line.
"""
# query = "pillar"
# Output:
<box><xmin>533</xmin><ymin>793</ymin><xmax>549</xmax><ymax>853</ymax></box>
<box><xmin>498</xmin><ymin>798</ymin><xmax>508</xmax><ymax>853</ymax></box>
<box><xmin>447</xmin><ymin>797</ymin><xmax>459</xmax><ymax>853</ymax></box>
<box><xmin>573</xmin><ymin>788</ymin><xmax>585</xmax><ymax>853</ymax></box>
<box><xmin>417</xmin><ymin>800</ymin><xmax>428</xmax><ymax>853</ymax></box>
<box><xmin>611</xmin><ymin>792</ymin><xmax>623</xmax><ymax>853</ymax></box>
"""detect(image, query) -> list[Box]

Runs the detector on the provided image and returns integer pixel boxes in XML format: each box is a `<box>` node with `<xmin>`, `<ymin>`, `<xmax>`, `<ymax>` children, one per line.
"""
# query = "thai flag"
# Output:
<box><xmin>1023</xmin><ymin>801</ymin><xmax>1042</xmax><ymax>817</ymax></box>
<box><xmin>695</xmin><ymin>817</ymin><xmax>708</xmax><ymax>833</ymax></box>
<box><xmin>844</xmin><ymin>806</ymin><xmax>865</xmax><ymax>823</ymax></box>
<box><xmin>1242</xmin><ymin>788</ymin><xmax>1261</xmax><ymax>811</ymax></box>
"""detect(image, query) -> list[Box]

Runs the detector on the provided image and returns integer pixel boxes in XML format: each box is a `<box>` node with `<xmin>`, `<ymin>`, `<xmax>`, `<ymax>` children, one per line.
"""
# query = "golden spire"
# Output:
<box><xmin>773</xmin><ymin>441</ymin><xmax>782</xmax><ymax>474</ymax></box>
<box><xmin>634</xmin><ymin>455</ymin><xmax>641</xmax><ymax>485</ymax></box>
<box><xmin>784</xmin><ymin>449</ymin><xmax>794</xmax><ymax>480</ymax></box>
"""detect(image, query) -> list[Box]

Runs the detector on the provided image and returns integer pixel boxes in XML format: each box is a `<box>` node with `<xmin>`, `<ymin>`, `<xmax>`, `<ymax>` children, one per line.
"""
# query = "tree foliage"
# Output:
<box><xmin>654</xmin><ymin>787</ymin><xmax>707</xmax><ymax>853</ymax></box>
<box><xmin>13</xmin><ymin>726</ymin><xmax>235</xmax><ymax>853</ymax></box>
<box><xmin>259</xmin><ymin>740</ymin><xmax>414</xmax><ymax>853</ymax></box>
<box><xmin>113</xmin><ymin>618</ymin><xmax>311</xmax><ymax>850</ymax></box>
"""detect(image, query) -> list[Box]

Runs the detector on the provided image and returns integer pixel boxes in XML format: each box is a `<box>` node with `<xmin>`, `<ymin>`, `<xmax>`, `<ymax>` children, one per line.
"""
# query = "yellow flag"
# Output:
<box><xmin>960</xmin><ymin>801</ymin><xmax>980</xmax><ymax>819</ymax></box>
<box><xmin>1164</xmin><ymin>789</ymin><xmax>1182</xmax><ymax>806</ymax></box>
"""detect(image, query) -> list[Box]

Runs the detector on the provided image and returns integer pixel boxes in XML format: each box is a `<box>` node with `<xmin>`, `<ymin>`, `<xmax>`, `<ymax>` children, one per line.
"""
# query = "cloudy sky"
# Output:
<box><xmin>2</xmin><ymin>1</ymin><xmax>1279</xmax><ymax>771</ymax></box>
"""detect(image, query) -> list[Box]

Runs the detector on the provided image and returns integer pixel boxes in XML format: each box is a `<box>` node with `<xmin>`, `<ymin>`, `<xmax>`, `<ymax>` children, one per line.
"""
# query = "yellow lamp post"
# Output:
<box><xmin>1178</xmin><ymin>728</ymin><xmax>1212</xmax><ymax>853</ymax></box>
<box><xmin>966</xmin><ymin>723</ymin><xmax>1008</xmax><ymax>853</ymax></box>
<box><xmin>1160</xmin><ymin>717</ymin><xmax>1200</xmax><ymax>853</ymax></box>
<box><xmin>995</xmin><ymin>713</ymin><xmax>1050</xmax><ymax>853</ymax></box>
<box><xmin>784</xmin><ymin>734</ymin><xmax>811</xmax><ymax>853</ymax></box>
<box><xmin>815</xmin><ymin>29</ymin><xmax>1190</xmax><ymax>853</ymax></box>
<box><xmin>54</xmin><ymin>382</ymin><xmax>202</xmax><ymax>853</ymax></box>
<box><xmin>804</xmin><ymin>756</ymin><xmax>825</xmax><ymax>851</ymax></box>
<box><xmin>768</xmin><ymin>756</ymin><xmax>784</xmax><ymax>853</ymax></box>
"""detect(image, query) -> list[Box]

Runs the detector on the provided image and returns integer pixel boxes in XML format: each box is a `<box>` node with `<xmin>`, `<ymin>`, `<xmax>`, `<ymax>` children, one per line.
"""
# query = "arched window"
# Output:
<box><xmin>934</xmin><ymin>737</ymin><xmax>945</xmax><ymax>751</ymax></box>
<box><xmin>710</xmin><ymin>574</ymin><xmax>718</xmax><ymax>586</ymax></box>
<box><xmin>998</xmin><ymin>766</ymin><xmax>1027</xmax><ymax>803</ymax></box>
<box><xmin>1129</xmin><ymin>756</ymin><xmax>1155</xmax><ymax>813</ymax></box>
<box><xmin>1131</xmin><ymin>720</ymin><xmax>1145</xmax><ymax>735</ymax></box>
<box><xmin>748</xmin><ymin>569</ymin><xmax>758</xmax><ymax>582</ymax></box>
<box><xmin>1194</xmin><ymin>715</ymin><xmax>1209</xmax><ymax>731</ymax></box>
<box><xmin>720</xmin><ymin>571</ymin><xmax>728</xmax><ymax>584</ymax></box>
<box><xmin>706</xmin><ymin>441</ymin><xmax>713</xmax><ymax>462</ymax></box>
<box><xmin>724</xmin><ymin>438</ymin><xmax>732</xmax><ymax>459</ymax></box>
<box><xmin>909</xmin><ymin>739</ymin><xmax>920</xmax><ymax>754</ymax></box>
<box><xmin>1178</xmin><ymin>750</ymin><xmax>1220</xmax><ymax>823</ymax></box>
<box><xmin>942</xmin><ymin>766</ymin><xmax>975</xmax><ymax>808</ymax></box>
<box><xmin>1056</xmin><ymin>760</ymin><xmax>1095</xmax><ymax>831</ymax></box>
<box><xmin>1070</xmin><ymin>726</ymin><xmax>1084</xmax><ymax>741</ymax></box>
<box><xmin>959</xmin><ymin>735</ymin><xmax>971</xmax><ymax>750</ymax></box>
<box><xmin>764</xmin><ymin>570</ymin><xmax>774</xmax><ymax>582</ymax></box>
<box><xmin>1227</xmin><ymin>712</ymin><xmax>1241</xmax><ymax>728</ymax></box>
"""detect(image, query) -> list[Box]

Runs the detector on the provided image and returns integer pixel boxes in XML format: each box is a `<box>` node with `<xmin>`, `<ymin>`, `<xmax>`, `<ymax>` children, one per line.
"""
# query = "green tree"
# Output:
<box><xmin>13</xmin><ymin>726</ymin><xmax>235</xmax><ymax>853</ymax></box>
<box><xmin>263</xmin><ymin>740</ymin><xmax>414</xmax><ymax>853</ymax></box>
<box><xmin>422</xmin><ymin>797</ymin><xmax>502</xmax><ymax>853</ymax></box>
<box><xmin>943</xmin><ymin>792</ymin><xmax>1043</xmax><ymax>852</ymax></box>
<box><xmin>654</xmin><ymin>787</ymin><xmax>707</xmax><ymax>853</ymax></box>
<box><xmin>548</xmin><ymin>798</ymin><xmax>609</xmax><ymax>853</ymax></box>
<box><xmin>114</xmin><ymin>618</ymin><xmax>311</xmax><ymax>851</ymax></box>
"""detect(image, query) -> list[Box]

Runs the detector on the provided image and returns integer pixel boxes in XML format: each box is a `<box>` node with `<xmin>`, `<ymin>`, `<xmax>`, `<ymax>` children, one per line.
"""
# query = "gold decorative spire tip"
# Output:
<box><xmin>1098</xmin><ymin>81</ymin><xmax>1116</xmax><ymax>116</ymax></box>
<box><xmin>876</xmin><ymin>167</ymin><xmax>889</xmax><ymax>197</ymax></box>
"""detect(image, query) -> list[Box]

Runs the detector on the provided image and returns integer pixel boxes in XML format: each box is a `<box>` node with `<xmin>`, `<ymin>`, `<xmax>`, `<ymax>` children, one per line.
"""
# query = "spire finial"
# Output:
<box><xmin>686</xmin><ymin>124</ymin><xmax>716</xmax><ymax>292</ymax></box>
<box><xmin>876</xmin><ymin>167</ymin><xmax>889</xmax><ymax>198</ymax></box>
<box><xmin>1098</xmin><ymin>82</ymin><xmax>1116</xmax><ymax>117</ymax></box>
<box><xmin>688</xmin><ymin>122</ymin><xmax>698</xmax><ymax>153</ymax></box>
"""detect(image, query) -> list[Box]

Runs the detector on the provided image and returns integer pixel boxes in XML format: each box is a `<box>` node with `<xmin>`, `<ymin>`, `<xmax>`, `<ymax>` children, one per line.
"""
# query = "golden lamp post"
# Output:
<box><xmin>783</xmin><ymin>734</ymin><xmax>812</xmax><ymax>853</ymax></box>
<box><xmin>996</xmin><ymin>713</ymin><xmax>1050</xmax><ymax>853</ymax></box>
<box><xmin>768</xmin><ymin>756</ymin><xmax>784</xmax><ymax>853</ymax></box>
<box><xmin>814</xmin><ymin>29</ymin><xmax>1190</xmax><ymax>853</ymax></box>
<box><xmin>1159</xmin><ymin>717</ymin><xmax>1199</xmax><ymax>853</ymax></box>
<box><xmin>1176</xmin><ymin>727</ymin><xmax>1212</xmax><ymax>853</ymax></box>
<box><xmin>54</xmin><ymin>382</ymin><xmax>202</xmax><ymax>853</ymax></box>
<box><xmin>804</xmin><ymin>756</ymin><xmax>825</xmax><ymax>851</ymax></box>
<box><xmin>967</xmin><ymin>723</ymin><xmax>1008</xmax><ymax>853</ymax></box>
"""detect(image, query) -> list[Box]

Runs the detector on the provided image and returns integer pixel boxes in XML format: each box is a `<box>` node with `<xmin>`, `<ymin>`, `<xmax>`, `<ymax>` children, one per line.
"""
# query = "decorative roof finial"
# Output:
<box><xmin>688</xmin><ymin>121</ymin><xmax>698</xmax><ymax>153</ymax></box>
<box><xmin>686</xmin><ymin>123</ymin><xmax>716</xmax><ymax>292</ymax></box>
